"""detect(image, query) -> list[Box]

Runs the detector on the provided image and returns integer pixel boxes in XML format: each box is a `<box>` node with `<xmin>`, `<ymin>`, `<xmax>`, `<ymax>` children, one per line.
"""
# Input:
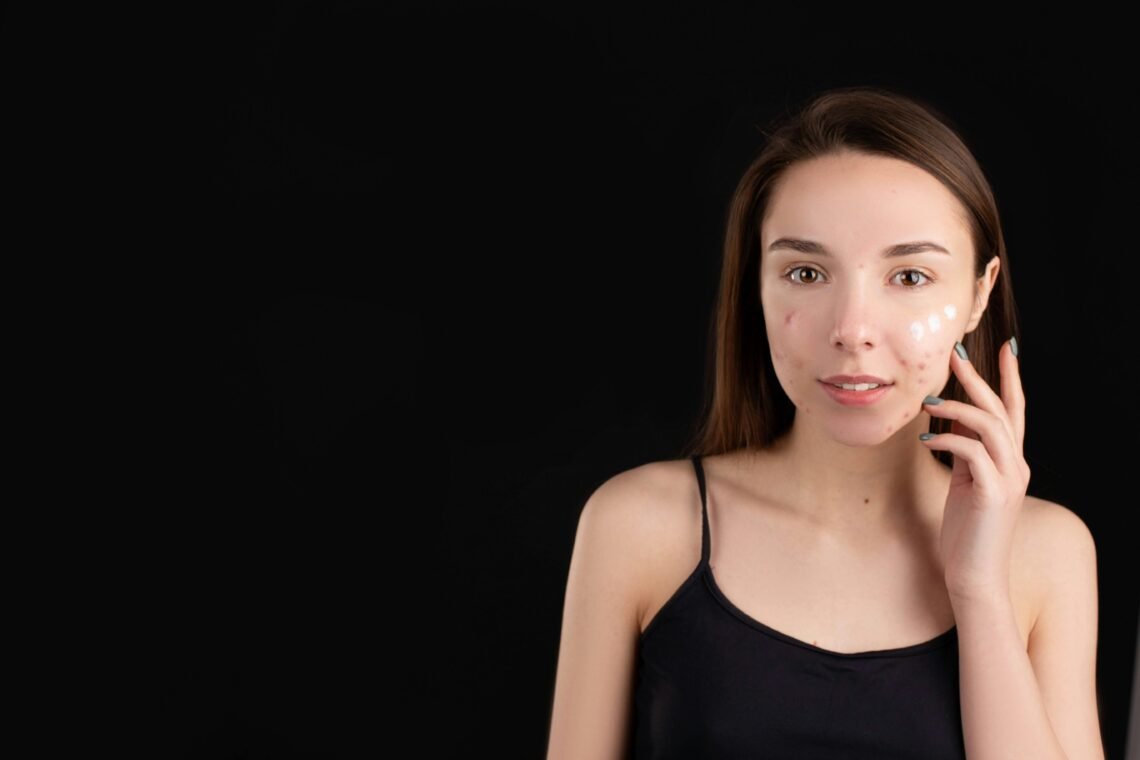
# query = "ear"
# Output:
<box><xmin>964</xmin><ymin>256</ymin><xmax>1001</xmax><ymax>334</ymax></box>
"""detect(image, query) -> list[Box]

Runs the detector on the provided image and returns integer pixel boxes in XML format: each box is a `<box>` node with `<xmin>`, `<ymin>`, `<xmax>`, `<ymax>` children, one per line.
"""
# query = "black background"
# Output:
<box><xmin>16</xmin><ymin>4</ymin><xmax>1136</xmax><ymax>758</ymax></box>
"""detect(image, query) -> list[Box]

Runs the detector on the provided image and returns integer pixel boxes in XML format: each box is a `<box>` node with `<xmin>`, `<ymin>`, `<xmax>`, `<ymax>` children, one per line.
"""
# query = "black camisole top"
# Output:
<box><xmin>631</xmin><ymin>454</ymin><xmax>966</xmax><ymax>759</ymax></box>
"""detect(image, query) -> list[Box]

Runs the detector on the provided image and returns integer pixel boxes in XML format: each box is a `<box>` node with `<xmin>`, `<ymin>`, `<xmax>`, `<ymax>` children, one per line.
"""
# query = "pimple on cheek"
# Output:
<box><xmin>771</xmin><ymin>343</ymin><xmax>804</xmax><ymax>370</ymax></box>
<box><xmin>784</xmin><ymin>310</ymin><xmax>795</xmax><ymax>326</ymax></box>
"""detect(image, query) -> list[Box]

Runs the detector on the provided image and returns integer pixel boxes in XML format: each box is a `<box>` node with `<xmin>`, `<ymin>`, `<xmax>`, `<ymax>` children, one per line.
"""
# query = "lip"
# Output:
<box><xmin>820</xmin><ymin>374</ymin><xmax>893</xmax><ymax>385</ymax></box>
<box><xmin>818</xmin><ymin>380</ymin><xmax>893</xmax><ymax>406</ymax></box>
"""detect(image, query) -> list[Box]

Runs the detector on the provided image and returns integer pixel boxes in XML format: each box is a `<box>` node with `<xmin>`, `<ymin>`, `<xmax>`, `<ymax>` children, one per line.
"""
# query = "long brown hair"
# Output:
<box><xmin>680</xmin><ymin>85</ymin><xmax>1021</xmax><ymax>468</ymax></box>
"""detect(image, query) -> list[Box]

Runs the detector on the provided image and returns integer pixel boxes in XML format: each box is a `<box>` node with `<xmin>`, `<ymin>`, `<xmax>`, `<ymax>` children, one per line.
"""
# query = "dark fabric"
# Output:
<box><xmin>631</xmin><ymin>454</ymin><xmax>966</xmax><ymax>759</ymax></box>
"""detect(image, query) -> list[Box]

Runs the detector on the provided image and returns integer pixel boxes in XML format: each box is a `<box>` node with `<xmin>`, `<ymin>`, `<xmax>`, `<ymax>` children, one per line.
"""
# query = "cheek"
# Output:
<box><xmin>770</xmin><ymin>308</ymin><xmax>816</xmax><ymax>412</ymax></box>
<box><xmin>904</xmin><ymin>303</ymin><xmax>961</xmax><ymax>383</ymax></box>
<box><xmin>770</xmin><ymin>309</ymin><xmax>806</xmax><ymax>368</ymax></box>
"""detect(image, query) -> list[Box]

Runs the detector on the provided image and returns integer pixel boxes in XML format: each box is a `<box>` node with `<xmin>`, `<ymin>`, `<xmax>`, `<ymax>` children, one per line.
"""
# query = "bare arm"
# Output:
<box><xmin>545</xmin><ymin>471</ymin><xmax>653</xmax><ymax>760</ymax></box>
<box><xmin>954</xmin><ymin>502</ymin><xmax>1104</xmax><ymax>760</ymax></box>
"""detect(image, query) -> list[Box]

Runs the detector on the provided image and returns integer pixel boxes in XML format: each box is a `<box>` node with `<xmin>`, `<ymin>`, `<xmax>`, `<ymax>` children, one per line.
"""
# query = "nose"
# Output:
<box><xmin>828</xmin><ymin>281</ymin><xmax>883</xmax><ymax>350</ymax></box>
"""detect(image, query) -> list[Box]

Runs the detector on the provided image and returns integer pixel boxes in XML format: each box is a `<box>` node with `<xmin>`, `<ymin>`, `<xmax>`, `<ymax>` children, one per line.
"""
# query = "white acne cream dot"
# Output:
<box><xmin>910</xmin><ymin>321</ymin><xmax>925</xmax><ymax>341</ymax></box>
<box><xmin>927</xmin><ymin>314</ymin><xmax>941</xmax><ymax>333</ymax></box>
<box><xmin>943</xmin><ymin>304</ymin><xmax>957</xmax><ymax>320</ymax></box>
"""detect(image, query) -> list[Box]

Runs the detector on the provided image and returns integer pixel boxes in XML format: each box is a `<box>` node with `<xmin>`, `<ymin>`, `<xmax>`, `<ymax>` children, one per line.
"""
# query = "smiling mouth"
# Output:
<box><xmin>818</xmin><ymin>381</ymin><xmax>894</xmax><ymax>406</ymax></box>
<box><xmin>820</xmin><ymin>381</ymin><xmax>894</xmax><ymax>389</ymax></box>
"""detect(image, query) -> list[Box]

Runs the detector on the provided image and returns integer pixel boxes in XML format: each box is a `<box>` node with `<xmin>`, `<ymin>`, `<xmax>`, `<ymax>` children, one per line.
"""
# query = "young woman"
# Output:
<box><xmin>546</xmin><ymin>86</ymin><xmax>1104</xmax><ymax>759</ymax></box>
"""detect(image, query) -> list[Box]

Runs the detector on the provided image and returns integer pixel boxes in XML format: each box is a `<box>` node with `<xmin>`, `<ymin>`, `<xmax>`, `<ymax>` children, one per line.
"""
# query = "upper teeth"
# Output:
<box><xmin>832</xmin><ymin>382</ymin><xmax>881</xmax><ymax>391</ymax></box>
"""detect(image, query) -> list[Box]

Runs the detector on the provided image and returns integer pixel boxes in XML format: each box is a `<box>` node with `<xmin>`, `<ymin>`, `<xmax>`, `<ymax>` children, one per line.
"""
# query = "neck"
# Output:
<box><xmin>759</xmin><ymin>411</ymin><xmax>952</xmax><ymax>535</ymax></box>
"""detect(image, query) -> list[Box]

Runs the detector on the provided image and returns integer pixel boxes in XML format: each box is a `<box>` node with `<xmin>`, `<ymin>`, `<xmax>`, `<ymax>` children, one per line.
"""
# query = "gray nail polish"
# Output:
<box><xmin>954</xmin><ymin>341</ymin><xmax>969</xmax><ymax>361</ymax></box>
<box><xmin>1010</xmin><ymin>336</ymin><xmax>1019</xmax><ymax>357</ymax></box>
<box><xmin>923</xmin><ymin>395</ymin><xmax>942</xmax><ymax>405</ymax></box>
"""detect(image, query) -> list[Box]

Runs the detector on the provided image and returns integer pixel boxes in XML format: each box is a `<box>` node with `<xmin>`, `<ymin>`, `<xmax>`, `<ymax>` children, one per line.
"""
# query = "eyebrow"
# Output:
<box><xmin>767</xmin><ymin>237</ymin><xmax>952</xmax><ymax>257</ymax></box>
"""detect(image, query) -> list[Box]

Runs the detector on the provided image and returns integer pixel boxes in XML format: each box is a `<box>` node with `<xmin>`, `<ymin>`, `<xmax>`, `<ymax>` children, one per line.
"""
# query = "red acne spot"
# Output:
<box><xmin>784</xmin><ymin>311</ymin><xmax>795</xmax><ymax>325</ymax></box>
<box><xmin>917</xmin><ymin>362</ymin><xmax>925</xmax><ymax>370</ymax></box>
<box><xmin>886</xmin><ymin>425</ymin><xmax>894</xmax><ymax>433</ymax></box>
<box><xmin>900</xmin><ymin>359</ymin><xmax>908</xmax><ymax>368</ymax></box>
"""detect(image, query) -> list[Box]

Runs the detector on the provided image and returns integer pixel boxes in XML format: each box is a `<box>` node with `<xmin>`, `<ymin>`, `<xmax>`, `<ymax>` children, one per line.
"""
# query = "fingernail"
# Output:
<box><xmin>919</xmin><ymin>432</ymin><xmax>935</xmax><ymax>441</ymax></box>
<box><xmin>1010</xmin><ymin>336</ymin><xmax>1019</xmax><ymax>357</ymax></box>
<box><xmin>954</xmin><ymin>341</ymin><xmax>969</xmax><ymax>361</ymax></box>
<box><xmin>923</xmin><ymin>395</ymin><xmax>942</xmax><ymax>405</ymax></box>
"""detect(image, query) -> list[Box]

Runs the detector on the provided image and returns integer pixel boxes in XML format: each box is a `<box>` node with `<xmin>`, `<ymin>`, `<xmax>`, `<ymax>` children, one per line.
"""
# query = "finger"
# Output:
<box><xmin>918</xmin><ymin>428</ymin><xmax>1002</xmax><ymax>496</ymax></box>
<box><xmin>950</xmin><ymin>341</ymin><xmax>1016</xmax><ymax>444</ymax></box>
<box><xmin>922</xmin><ymin>396</ymin><xmax>1022</xmax><ymax>479</ymax></box>
<box><xmin>1000</xmin><ymin>337</ymin><xmax>1026</xmax><ymax>452</ymax></box>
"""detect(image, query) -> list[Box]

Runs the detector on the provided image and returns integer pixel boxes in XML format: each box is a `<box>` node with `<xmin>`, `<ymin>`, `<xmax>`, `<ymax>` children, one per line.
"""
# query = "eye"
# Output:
<box><xmin>784</xmin><ymin>265</ymin><xmax>824</xmax><ymax>285</ymax></box>
<box><xmin>892</xmin><ymin>269</ymin><xmax>933</xmax><ymax>288</ymax></box>
<box><xmin>781</xmin><ymin>266</ymin><xmax>934</xmax><ymax>289</ymax></box>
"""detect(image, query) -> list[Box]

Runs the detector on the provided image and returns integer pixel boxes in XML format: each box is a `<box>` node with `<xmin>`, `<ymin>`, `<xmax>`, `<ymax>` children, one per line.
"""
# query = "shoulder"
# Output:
<box><xmin>575</xmin><ymin>458</ymin><xmax>703</xmax><ymax>613</ymax></box>
<box><xmin>1019</xmin><ymin>495</ymin><xmax>1095</xmax><ymax>569</ymax></box>
<box><xmin>578</xmin><ymin>458</ymin><xmax>701</xmax><ymax>549</ymax></box>
<box><xmin>1018</xmin><ymin>495</ymin><xmax>1097</xmax><ymax>632</ymax></box>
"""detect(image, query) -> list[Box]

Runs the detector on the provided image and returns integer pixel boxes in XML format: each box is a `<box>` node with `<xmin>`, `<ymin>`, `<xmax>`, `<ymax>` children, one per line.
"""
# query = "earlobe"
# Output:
<box><xmin>965</xmin><ymin>283</ymin><xmax>991</xmax><ymax>334</ymax></box>
<box><xmin>969</xmin><ymin>258</ymin><xmax>1001</xmax><ymax>326</ymax></box>
<box><xmin>968</xmin><ymin>294</ymin><xmax>987</xmax><ymax>332</ymax></box>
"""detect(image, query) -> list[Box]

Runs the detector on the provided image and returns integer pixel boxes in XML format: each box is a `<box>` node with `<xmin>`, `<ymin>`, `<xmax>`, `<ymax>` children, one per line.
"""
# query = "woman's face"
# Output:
<box><xmin>759</xmin><ymin>150</ymin><xmax>1000</xmax><ymax>443</ymax></box>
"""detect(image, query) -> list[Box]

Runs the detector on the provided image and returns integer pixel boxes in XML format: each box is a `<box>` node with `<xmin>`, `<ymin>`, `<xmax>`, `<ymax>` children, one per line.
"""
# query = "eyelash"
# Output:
<box><xmin>781</xmin><ymin>265</ymin><xmax>935</xmax><ymax>290</ymax></box>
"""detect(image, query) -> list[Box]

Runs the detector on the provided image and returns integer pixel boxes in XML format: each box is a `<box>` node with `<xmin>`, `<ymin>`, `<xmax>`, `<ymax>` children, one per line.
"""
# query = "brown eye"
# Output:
<box><xmin>787</xmin><ymin>266</ymin><xmax>822</xmax><ymax>285</ymax></box>
<box><xmin>894</xmin><ymin>269</ymin><xmax>932</xmax><ymax>288</ymax></box>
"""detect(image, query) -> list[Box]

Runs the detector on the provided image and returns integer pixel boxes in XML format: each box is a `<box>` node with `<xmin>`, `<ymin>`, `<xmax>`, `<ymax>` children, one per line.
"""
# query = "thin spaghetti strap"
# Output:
<box><xmin>689</xmin><ymin>454</ymin><xmax>710</xmax><ymax>566</ymax></box>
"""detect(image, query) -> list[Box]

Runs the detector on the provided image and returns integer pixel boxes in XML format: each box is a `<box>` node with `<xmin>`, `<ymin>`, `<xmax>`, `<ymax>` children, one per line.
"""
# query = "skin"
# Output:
<box><xmin>755</xmin><ymin>148</ymin><xmax>1001</xmax><ymax>533</ymax></box>
<box><xmin>545</xmin><ymin>150</ymin><xmax>1041</xmax><ymax>760</ymax></box>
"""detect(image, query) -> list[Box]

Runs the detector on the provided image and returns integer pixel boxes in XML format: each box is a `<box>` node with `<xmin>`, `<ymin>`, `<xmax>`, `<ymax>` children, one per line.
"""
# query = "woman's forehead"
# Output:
<box><xmin>761</xmin><ymin>158</ymin><xmax>972</xmax><ymax>262</ymax></box>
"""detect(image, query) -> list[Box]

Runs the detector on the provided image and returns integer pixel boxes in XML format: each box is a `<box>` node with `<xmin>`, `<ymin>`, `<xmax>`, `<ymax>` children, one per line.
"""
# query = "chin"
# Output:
<box><xmin>823</xmin><ymin>422</ymin><xmax>905</xmax><ymax>448</ymax></box>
